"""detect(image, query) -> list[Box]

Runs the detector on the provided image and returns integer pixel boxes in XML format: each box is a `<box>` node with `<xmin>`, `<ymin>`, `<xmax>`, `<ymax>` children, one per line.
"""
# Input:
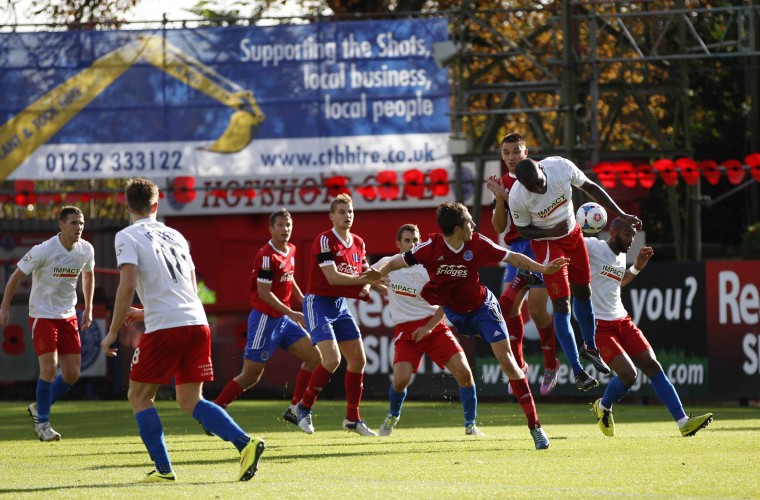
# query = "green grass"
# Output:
<box><xmin>0</xmin><ymin>399</ymin><xmax>758</xmax><ymax>498</ymax></box>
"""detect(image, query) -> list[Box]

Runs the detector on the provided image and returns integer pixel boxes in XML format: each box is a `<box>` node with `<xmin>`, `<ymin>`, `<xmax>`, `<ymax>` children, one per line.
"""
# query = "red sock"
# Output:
<box><xmin>508</xmin><ymin>377</ymin><xmax>540</xmax><ymax>429</ymax></box>
<box><xmin>344</xmin><ymin>370</ymin><xmax>364</xmax><ymax>421</ymax></box>
<box><xmin>291</xmin><ymin>368</ymin><xmax>313</xmax><ymax>405</ymax></box>
<box><xmin>300</xmin><ymin>364</ymin><xmax>333</xmax><ymax>409</ymax></box>
<box><xmin>214</xmin><ymin>379</ymin><xmax>244</xmax><ymax>409</ymax></box>
<box><xmin>506</xmin><ymin>315</ymin><xmax>526</xmax><ymax>369</ymax></box>
<box><xmin>537</xmin><ymin>320</ymin><xmax>558</xmax><ymax>370</ymax></box>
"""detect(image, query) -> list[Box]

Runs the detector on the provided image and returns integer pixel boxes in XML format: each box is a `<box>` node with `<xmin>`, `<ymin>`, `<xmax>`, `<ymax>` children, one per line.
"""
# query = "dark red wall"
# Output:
<box><xmin>166</xmin><ymin>207</ymin><xmax>494</xmax><ymax>312</ymax></box>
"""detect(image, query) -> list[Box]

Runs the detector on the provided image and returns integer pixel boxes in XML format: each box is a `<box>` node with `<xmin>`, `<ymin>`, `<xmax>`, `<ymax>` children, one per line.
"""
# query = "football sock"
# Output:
<box><xmin>214</xmin><ymin>379</ymin><xmax>244</xmax><ymax>409</ymax></box>
<box><xmin>459</xmin><ymin>385</ymin><xmax>477</xmax><ymax>426</ymax></box>
<box><xmin>35</xmin><ymin>378</ymin><xmax>53</xmax><ymax>424</ymax></box>
<box><xmin>135</xmin><ymin>408</ymin><xmax>172</xmax><ymax>473</ymax></box>
<box><xmin>651</xmin><ymin>371</ymin><xmax>688</xmax><ymax>421</ymax></box>
<box><xmin>345</xmin><ymin>370</ymin><xmax>364</xmax><ymax>421</ymax></box>
<box><xmin>505</xmin><ymin>315</ymin><xmax>526</xmax><ymax>369</ymax></box>
<box><xmin>389</xmin><ymin>387</ymin><xmax>407</xmax><ymax>417</ymax></box>
<box><xmin>601</xmin><ymin>376</ymin><xmax>631</xmax><ymax>409</ymax></box>
<box><xmin>291</xmin><ymin>368</ymin><xmax>313</xmax><ymax>405</ymax></box>
<box><xmin>192</xmin><ymin>399</ymin><xmax>250</xmax><ymax>452</ymax></box>
<box><xmin>50</xmin><ymin>374</ymin><xmax>71</xmax><ymax>404</ymax></box>
<box><xmin>300</xmin><ymin>364</ymin><xmax>332</xmax><ymax>409</ymax></box>
<box><xmin>553</xmin><ymin>312</ymin><xmax>583</xmax><ymax>374</ymax></box>
<box><xmin>537</xmin><ymin>320</ymin><xmax>558</xmax><ymax>369</ymax></box>
<box><xmin>572</xmin><ymin>297</ymin><xmax>597</xmax><ymax>349</ymax></box>
<box><xmin>508</xmin><ymin>377</ymin><xmax>539</xmax><ymax>429</ymax></box>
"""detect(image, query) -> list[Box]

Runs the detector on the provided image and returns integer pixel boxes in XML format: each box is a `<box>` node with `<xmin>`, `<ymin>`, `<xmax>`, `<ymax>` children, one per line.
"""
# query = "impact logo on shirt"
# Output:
<box><xmin>391</xmin><ymin>283</ymin><xmax>418</xmax><ymax>297</ymax></box>
<box><xmin>537</xmin><ymin>195</ymin><xmax>569</xmax><ymax>218</ymax></box>
<box><xmin>436</xmin><ymin>264</ymin><xmax>468</xmax><ymax>277</ymax></box>
<box><xmin>600</xmin><ymin>264</ymin><xmax>624</xmax><ymax>282</ymax></box>
<box><xmin>53</xmin><ymin>267</ymin><xmax>79</xmax><ymax>278</ymax></box>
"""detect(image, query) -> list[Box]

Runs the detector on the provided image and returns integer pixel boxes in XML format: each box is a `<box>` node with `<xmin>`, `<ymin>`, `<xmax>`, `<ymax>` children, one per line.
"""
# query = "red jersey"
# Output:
<box><xmin>404</xmin><ymin>232</ymin><xmax>509</xmax><ymax>313</ymax></box>
<box><xmin>306</xmin><ymin>228</ymin><xmax>367</xmax><ymax>299</ymax></box>
<box><xmin>500</xmin><ymin>173</ymin><xmax>521</xmax><ymax>245</ymax></box>
<box><xmin>249</xmin><ymin>240</ymin><xmax>296</xmax><ymax>317</ymax></box>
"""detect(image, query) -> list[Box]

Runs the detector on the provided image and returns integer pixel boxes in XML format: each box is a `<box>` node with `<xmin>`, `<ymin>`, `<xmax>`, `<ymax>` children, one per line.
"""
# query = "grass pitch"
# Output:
<box><xmin>0</xmin><ymin>399</ymin><xmax>757</xmax><ymax>498</ymax></box>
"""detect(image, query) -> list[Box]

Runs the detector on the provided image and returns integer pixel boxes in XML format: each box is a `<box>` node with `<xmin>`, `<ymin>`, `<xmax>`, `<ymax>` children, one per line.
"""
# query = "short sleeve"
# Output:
<box><xmin>16</xmin><ymin>244</ymin><xmax>43</xmax><ymax>275</ymax></box>
<box><xmin>115</xmin><ymin>231</ymin><xmax>138</xmax><ymax>268</ymax></box>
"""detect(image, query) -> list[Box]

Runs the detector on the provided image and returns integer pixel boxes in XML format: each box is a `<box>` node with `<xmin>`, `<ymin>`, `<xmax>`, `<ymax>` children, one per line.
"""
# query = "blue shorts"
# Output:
<box><xmin>443</xmin><ymin>289</ymin><xmax>509</xmax><ymax>344</ymax></box>
<box><xmin>303</xmin><ymin>294</ymin><xmax>361</xmax><ymax>344</ymax></box>
<box><xmin>244</xmin><ymin>309</ymin><xmax>309</xmax><ymax>363</ymax></box>
<box><xmin>504</xmin><ymin>238</ymin><xmax>544</xmax><ymax>287</ymax></box>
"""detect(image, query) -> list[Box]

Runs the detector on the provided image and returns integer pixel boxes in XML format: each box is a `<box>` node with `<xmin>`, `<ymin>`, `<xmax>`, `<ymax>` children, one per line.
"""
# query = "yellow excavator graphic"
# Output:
<box><xmin>0</xmin><ymin>35</ymin><xmax>264</xmax><ymax>180</ymax></box>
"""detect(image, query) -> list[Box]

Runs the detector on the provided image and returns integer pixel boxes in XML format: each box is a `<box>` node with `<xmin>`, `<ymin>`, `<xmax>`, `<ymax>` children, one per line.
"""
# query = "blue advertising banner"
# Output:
<box><xmin>0</xmin><ymin>19</ymin><xmax>451</xmax><ymax>181</ymax></box>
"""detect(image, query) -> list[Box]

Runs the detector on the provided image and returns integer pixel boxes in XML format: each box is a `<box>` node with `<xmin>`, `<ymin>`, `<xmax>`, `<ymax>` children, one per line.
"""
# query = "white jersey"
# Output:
<box><xmin>585</xmin><ymin>237</ymin><xmax>628</xmax><ymax>320</ymax></box>
<box><xmin>115</xmin><ymin>217</ymin><xmax>207</xmax><ymax>333</ymax></box>
<box><xmin>508</xmin><ymin>156</ymin><xmax>590</xmax><ymax>240</ymax></box>
<box><xmin>376</xmin><ymin>255</ymin><xmax>437</xmax><ymax>324</ymax></box>
<box><xmin>16</xmin><ymin>234</ymin><xmax>94</xmax><ymax>319</ymax></box>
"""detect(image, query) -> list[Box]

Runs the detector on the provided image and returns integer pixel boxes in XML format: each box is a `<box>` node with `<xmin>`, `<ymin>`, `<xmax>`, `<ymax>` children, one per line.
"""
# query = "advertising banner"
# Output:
<box><xmin>475</xmin><ymin>262</ymin><xmax>710</xmax><ymax>399</ymax></box>
<box><xmin>706</xmin><ymin>261</ymin><xmax>760</xmax><ymax>398</ymax></box>
<box><xmin>0</xmin><ymin>19</ymin><xmax>451</xmax><ymax>183</ymax></box>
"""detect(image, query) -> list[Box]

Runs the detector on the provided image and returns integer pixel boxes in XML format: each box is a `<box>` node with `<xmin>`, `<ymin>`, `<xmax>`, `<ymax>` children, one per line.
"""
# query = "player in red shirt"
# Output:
<box><xmin>487</xmin><ymin>133</ymin><xmax>560</xmax><ymax>396</ymax></box>
<box><xmin>295</xmin><ymin>194</ymin><xmax>381</xmax><ymax>436</ymax></box>
<box><xmin>213</xmin><ymin>209</ymin><xmax>321</xmax><ymax>426</ymax></box>
<box><xmin>365</xmin><ymin>202</ymin><xmax>568</xmax><ymax>450</ymax></box>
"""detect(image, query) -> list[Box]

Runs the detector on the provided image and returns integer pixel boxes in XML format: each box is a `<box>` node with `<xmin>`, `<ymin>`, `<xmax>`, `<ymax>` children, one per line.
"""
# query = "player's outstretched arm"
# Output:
<box><xmin>363</xmin><ymin>253</ymin><xmax>408</xmax><ymax>281</ymax></box>
<box><xmin>579</xmin><ymin>180</ymin><xmax>642</xmax><ymax>229</ymax></box>
<box><xmin>622</xmin><ymin>246</ymin><xmax>654</xmax><ymax>287</ymax></box>
<box><xmin>505</xmin><ymin>252</ymin><xmax>569</xmax><ymax>275</ymax></box>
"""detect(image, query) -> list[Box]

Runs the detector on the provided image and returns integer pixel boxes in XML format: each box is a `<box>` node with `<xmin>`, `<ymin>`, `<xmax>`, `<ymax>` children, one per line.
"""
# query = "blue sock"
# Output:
<box><xmin>135</xmin><ymin>408</ymin><xmax>172</xmax><ymax>474</ymax></box>
<box><xmin>36</xmin><ymin>379</ymin><xmax>53</xmax><ymax>424</ymax></box>
<box><xmin>601</xmin><ymin>376</ymin><xmax>631</xmax><ymax>409</ymax></box>
<box><xmin>459</xmin><ymin>385</ymin><xmax>477</xmax><ymax>426</ymax></box>
<box><xmin>192</xmin><ymin>399</ymin><xmax>250</xmax><ymax>452</ymax></box>
<box><xmin>573</xmin><ymin>297</ymin><xmax>597</xmax><ymax>349</ymax></box>
<box><xmin>51</xmin><ymin>374</ymin><xmax>71</xmax><ymax>404</ymax></box>
<box><xmin>650</xmin><ymin>371</ymin><xmax>687</xmax><ymax>421</ymax></box>
<box><xmin>389</xmin><ymin>386</ymin><xmax>406</xmax><ymax>418</ymax></box>
<box><xmin>553</xmin><ymin>312</ymin><xmax>583</xmax><ymax>374</ymax></box>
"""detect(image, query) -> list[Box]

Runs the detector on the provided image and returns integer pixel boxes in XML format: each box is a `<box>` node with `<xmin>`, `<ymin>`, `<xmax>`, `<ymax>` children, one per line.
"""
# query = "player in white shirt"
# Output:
<box><xmin>586</xmin><ymin>218</ymin><xmax>713</xmax><ymax>437</ymax></box>
<box><xmin>0</xmin><ymin>206</ymin><xmax>94</xmax><ymax>442</ymax></box>
<box><xmin>100</xmin><ymin>178</ymin><xmax>264</xmax><ymax>483</ymax></box>
<box><xmin>509</xmin><ymin>156</ymin><xmax>641</xmax><ymax>391</ymax></box>
<box><xmin>376</xmin><ymin>224</ymin><xmax>481</xmax><ymax>437</ymax></box>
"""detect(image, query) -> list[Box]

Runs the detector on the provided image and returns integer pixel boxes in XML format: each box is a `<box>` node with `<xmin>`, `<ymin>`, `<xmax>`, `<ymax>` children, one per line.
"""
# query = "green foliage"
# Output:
<box><xmin>741</xmin><ymin>222</ymin><xmax>760</xmax><ymax>260</ymax></box>
<box><xmin>0</xmin><ymin>400</ymin><xmax>758</xmax><ymax>497</ymax></box>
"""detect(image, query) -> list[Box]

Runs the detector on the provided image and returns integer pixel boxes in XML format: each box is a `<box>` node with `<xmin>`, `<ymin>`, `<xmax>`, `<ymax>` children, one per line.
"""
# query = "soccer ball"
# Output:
<box><xmin>576</xmin><ymin>202</ymin><xmax>607</xmax><ymax>234</ymax></box>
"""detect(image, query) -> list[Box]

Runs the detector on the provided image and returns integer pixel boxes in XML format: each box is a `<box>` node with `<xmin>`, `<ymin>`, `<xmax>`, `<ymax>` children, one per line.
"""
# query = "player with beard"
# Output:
<box><xmin>586</xmin><ymin>218</ymin><xmax>713</xmax><ymax>437</ymax></box>
<box><xmin>510</xmin><ymin>157</ymin><xmax>641</xmax><ymax>390</ymax></box>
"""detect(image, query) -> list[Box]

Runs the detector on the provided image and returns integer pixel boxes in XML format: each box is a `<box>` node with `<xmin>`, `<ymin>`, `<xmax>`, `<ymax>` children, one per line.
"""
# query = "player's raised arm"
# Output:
<box><xmin>504</xmin><ymin>252</ymin><xmax>569</xmax><ymax>275</ymax></box>
<box><xmin>622</xmin><ymin>246</ymin><xmax>654</xmax><ymax>287</ymax></box>
<box><xmin>579</xmin><ymin>179</ymin><xmax>642</xmax><ymax>229</ymax></box>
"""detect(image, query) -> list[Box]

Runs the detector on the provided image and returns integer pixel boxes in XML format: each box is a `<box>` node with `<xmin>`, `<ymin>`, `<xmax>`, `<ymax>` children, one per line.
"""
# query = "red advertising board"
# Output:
<box><xmin>706</xmin><ymin>261</ymin><xmax>760</xmax><ymax>398</ymax></box>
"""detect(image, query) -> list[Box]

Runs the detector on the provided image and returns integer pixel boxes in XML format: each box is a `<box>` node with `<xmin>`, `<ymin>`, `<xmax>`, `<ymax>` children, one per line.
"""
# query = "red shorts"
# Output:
<box><xmin>393</xmin><ymin>317</ymin><xmax>463</xmax><ymax>373</ymax></box>
<box><xmin>130</xmin><ymin>324</ymin><xmax>214</xmax><ymax>385</ymax></box>
<box><xmin>30</xmin><ymin>316</ymin><xmax>81</xmax><ymax>356</ymax></box>
<box><xmin>530</xmin><ymin>224</ymin><xmax>590</xmax><ymax>299</ymax></box>
<box><xmin>595</xmin><ymin>316</ymin><xmax>652</xmax><ymax>363</ymax></box>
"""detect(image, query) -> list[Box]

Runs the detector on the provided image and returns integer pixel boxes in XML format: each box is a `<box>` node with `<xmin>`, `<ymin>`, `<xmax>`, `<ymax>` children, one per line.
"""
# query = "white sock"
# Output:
<box><xmin>677</xmin><ymin>416</ymin><xmax>689</xmax><ymax>428</ymax></box>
